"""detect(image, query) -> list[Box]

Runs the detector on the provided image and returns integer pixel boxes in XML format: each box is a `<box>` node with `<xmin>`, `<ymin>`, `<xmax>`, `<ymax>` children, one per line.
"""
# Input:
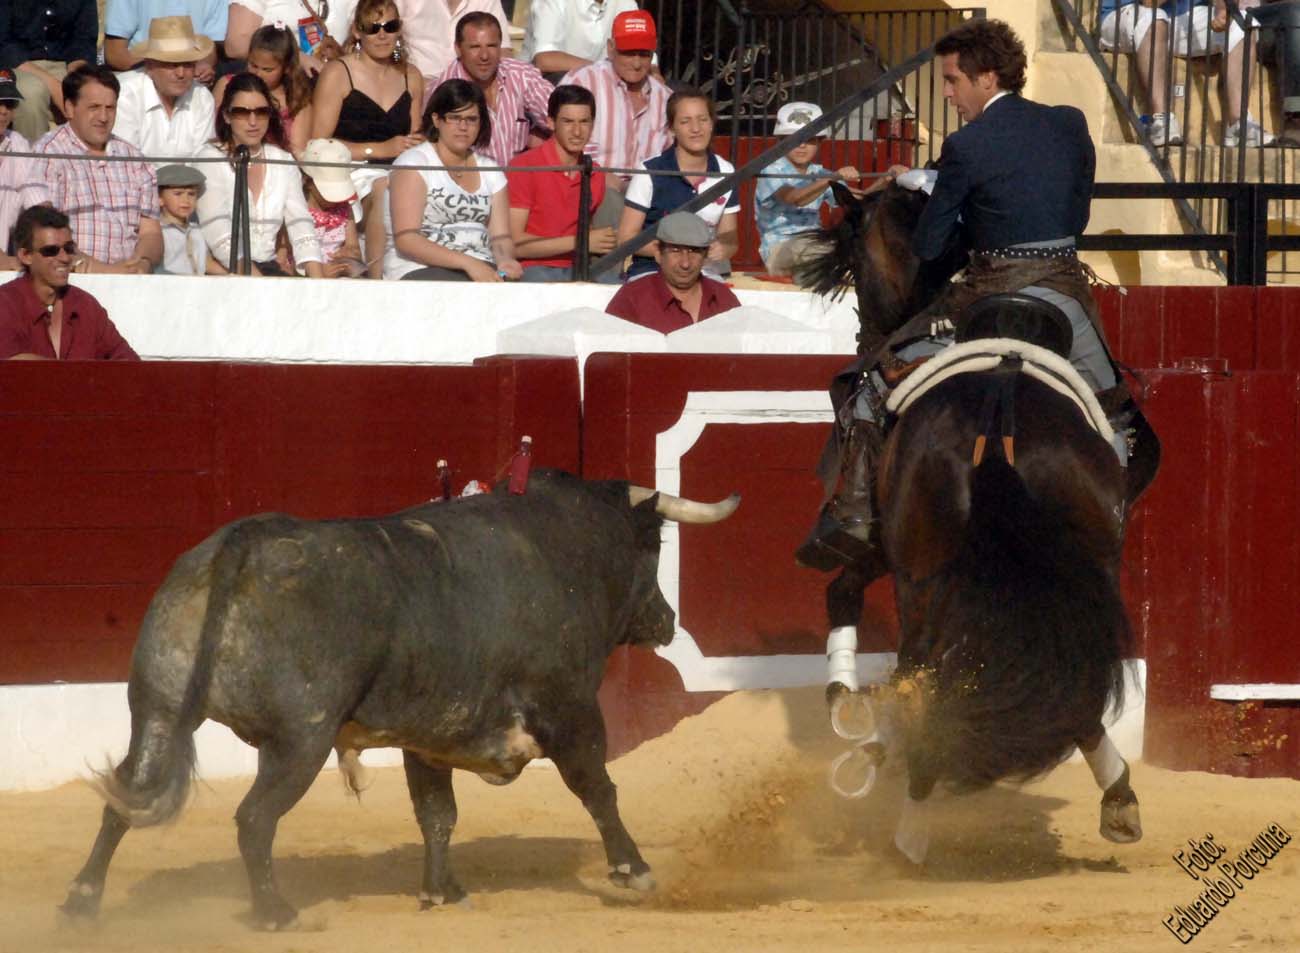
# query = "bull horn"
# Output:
<box><xmin>628</xmin><ymin>485</ymin><xmax>741</xmax><ymax>523</ymax></box>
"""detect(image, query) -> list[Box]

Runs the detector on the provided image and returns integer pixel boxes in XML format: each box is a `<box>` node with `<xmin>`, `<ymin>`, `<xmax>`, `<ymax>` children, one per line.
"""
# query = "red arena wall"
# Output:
<box><xmin>2</xmin><ymin>287</ymin><xmax>1299</xmax><ymax>778</ymax></box>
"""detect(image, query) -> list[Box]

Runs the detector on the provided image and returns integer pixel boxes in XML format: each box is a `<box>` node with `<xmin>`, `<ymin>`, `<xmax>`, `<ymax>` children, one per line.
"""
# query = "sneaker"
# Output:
<box><xmin>1224</xmin><ymin>116</ymin><xmax>1275</xmax><ymax>148</ymax></box>
<box><xmin>1148</xmin><ymin>112</ymin><xmax>1183</xmax><ymax>147</ymax></box>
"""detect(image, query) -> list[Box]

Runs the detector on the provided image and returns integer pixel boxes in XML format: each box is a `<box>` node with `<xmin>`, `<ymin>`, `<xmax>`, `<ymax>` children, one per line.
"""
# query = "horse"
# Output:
<box><xmin>796</xmin><ymin>182</ymin><xmax>1143</xmax><ymax>864</ymax></box>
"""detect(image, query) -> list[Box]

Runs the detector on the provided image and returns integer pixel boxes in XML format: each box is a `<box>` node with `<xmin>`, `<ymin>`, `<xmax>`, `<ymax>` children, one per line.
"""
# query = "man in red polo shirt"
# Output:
<box><xmin>604</xmin><ymin>212</ymin><xmax>740</xmax><ymax>332</ymax></box>
<box><xmin>507</xmin><ymin>84</ymin><xmax>618</xmax><ymax>283</ymax></box>
<box><xmin>0</xmin><ymin>206</ymin><xmax>139</xmax><ymax>361</ymax></box>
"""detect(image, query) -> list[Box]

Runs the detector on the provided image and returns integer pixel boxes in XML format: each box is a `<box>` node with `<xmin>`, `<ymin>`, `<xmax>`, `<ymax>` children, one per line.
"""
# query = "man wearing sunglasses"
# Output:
<box><xmin>0</xmin><ymin>205</ymin><xmax>139</xmax><ymax>360</ymax></box>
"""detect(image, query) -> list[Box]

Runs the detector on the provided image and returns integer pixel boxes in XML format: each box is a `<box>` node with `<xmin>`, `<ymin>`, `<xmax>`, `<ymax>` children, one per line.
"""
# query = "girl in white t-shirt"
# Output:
<box><xmin>384</xmin><ymin>79</ymin><xmax>522</xmax><ymax>281</ymax></box>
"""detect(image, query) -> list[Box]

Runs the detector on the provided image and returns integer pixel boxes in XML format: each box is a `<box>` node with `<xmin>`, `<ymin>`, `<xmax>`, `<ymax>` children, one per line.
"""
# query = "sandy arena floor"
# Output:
<box><xmin>2</xmin><ymin>687</ymin><xmax>1296</xmax><ymax>953</ymax></box>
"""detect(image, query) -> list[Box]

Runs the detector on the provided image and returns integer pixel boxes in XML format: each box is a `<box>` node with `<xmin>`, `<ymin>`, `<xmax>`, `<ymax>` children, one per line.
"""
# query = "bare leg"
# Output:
<box><xmin>1136</xmin><ymin>19</ymin><xmax>1172</xmax><ymax>115</ymax></box>
<box><xmin>403</xmin><ymin>753</ymin><xmax>465</xmax><ymax>908</ymax></box>
<box><xmin>362</xmin><ymin>178</ymin><xmax>389</xmax><ymax>280</ymax></box>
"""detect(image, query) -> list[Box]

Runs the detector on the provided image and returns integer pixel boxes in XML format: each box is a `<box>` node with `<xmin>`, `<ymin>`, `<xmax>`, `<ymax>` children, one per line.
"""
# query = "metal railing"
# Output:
<box><xmin>1053</xmin><ymin>0</ymin><xmax>1300</xmax><ymax>280</ymax></box>
<box><xmin>644</xmin><ymin>1</ymin><xmax>981</xmax><ymax>169</ymax></box>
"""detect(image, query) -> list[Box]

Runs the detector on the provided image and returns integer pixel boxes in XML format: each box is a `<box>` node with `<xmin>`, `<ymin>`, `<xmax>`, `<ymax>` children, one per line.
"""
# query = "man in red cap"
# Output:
<box><xmin>561</xmin><ymin>9</ymin><xmax>671</xmax><ymax>202</ymax></box>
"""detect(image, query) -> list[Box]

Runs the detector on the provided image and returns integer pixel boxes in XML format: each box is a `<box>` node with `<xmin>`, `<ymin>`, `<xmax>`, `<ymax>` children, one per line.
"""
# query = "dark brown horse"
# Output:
<box><xmin>798</xmin><ymin>184</ymin><xmax>1142</xmax><ymax>864</ymax></box>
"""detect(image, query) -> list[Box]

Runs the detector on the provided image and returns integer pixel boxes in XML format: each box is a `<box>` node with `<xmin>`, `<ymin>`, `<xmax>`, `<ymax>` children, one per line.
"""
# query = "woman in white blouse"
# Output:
<box><xmin>384</xmin><ymin>79</ymin><xmax>521</xmax><ymax>282</ymax></box>
<box><xmin>196</xmin><ymin>73</ymin><xmax>324</xmax><ymax>277</ymax></box>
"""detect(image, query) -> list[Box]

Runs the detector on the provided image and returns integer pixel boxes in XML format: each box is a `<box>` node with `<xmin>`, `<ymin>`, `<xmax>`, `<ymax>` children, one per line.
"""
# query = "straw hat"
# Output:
<box><xmin>129</xmin><ymin>16</ymin><xmax>216</xmax><ymax>63</ymax></box>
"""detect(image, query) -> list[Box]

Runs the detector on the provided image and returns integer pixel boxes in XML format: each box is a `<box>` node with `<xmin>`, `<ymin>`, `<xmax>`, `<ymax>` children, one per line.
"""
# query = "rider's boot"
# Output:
<box><xmin>796</xmin><ymin>419</ymin><xmax>889</xmax><ymax>576</ymax></box>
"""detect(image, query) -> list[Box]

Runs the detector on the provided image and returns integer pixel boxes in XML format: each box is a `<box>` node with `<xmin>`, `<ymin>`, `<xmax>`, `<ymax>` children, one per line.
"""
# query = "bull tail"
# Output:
<box><xmin>93</xmin><ymin>524</ymin><xmax>256</xmax><ymax>827</ymax></box>
<box><xmin>918</xmin><ymin>455</ymin><xmax>1131</xmax><ymax>794</ymax></box>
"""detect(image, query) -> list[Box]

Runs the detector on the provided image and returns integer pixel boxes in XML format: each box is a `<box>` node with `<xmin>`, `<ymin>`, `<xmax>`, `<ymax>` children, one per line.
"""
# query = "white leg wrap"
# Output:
<box><xmin>894</xmin><ymin>792</ymin><xmax>932</xmax><ymax>865</ymax></box>
<box><xmin>827</xmin><ymin>625</ymin><xmax>859</xmax><ymax>691</ymax></box>
<box><xmin>1082</xmin><ymin>732</ymin><xmax>1126</xmax><ymax>791</ymax></box>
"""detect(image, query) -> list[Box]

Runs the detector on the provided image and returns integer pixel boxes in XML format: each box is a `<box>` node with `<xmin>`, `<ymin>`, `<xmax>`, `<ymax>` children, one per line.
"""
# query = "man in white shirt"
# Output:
<box><xmin>112</xmin><ymin>16</ymin><xmax>217</xmax><ymax>165</ymax></box>
<box><xmin>524</xmin><ymin>0</ymin><xmax>638</xmax><ymax>79</ymax></box>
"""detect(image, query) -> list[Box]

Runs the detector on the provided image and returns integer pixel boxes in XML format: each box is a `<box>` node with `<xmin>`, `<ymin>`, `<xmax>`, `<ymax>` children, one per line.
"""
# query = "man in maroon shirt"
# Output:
<box><xmin>604</xmin><ymin>211</ymin><xmax>740</xmax><ymax>332</ymax></box>
<box><xmin>0</xmin><ymin>205</ymin><xmax>139</xmax><ymax>360</ymax></box>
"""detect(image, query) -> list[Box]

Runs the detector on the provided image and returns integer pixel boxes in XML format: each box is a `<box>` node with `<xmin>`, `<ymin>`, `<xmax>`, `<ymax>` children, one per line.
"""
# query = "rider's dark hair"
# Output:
<box><xmin>934</xmin><ymin>18</ymin><xmax>1027</xmax><ymax>94</ymax></box>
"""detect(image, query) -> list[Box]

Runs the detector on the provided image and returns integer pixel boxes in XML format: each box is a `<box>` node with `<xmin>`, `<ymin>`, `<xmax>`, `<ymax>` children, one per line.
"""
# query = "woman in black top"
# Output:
<box><xmin>311</xmin><ymin>0</ymin><xmax>423</xmax><ymax>277</ymax></box>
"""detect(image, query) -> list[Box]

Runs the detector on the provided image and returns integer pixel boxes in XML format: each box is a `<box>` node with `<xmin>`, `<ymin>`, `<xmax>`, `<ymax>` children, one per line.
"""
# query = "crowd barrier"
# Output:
<box><xmin>3</xmin><ymin>285</ymin><xmax>1299</xmax><ymax>791</ymax></box>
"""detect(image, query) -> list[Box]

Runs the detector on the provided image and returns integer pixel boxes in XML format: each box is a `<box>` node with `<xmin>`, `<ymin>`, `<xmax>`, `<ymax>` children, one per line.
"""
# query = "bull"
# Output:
<box><xmin>60</xmin><ymin>471</ymin><xmax>739</xmax><ymax>930</ymax></box>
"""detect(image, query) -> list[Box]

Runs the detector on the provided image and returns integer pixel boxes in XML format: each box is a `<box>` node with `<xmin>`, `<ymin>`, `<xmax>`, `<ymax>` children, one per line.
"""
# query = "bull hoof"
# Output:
<box><xmin>253</xmin><ymin>897</ymin><xmax>300</xmax><ymax>932</ymax></box>
<box><xmin>419</xmin><ymin>882</ymin><xmax>468</xmax><ymax>910</ymax></box>
<box><xmin>609</xmin><ymin>864</ymin><xmax>656</xmax><ymax>892</ymax></box>
<box><xmin>58</xmin><ymin>881</ymin><xmax>102</xmax><ymax>921</ymax></box>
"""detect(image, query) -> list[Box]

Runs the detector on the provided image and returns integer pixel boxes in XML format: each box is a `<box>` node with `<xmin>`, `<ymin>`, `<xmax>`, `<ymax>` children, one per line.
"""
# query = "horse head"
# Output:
<box><xmin>795</xmin><ymin>181</ymin><xmax>966</xmax><ymax>347</ymax></box>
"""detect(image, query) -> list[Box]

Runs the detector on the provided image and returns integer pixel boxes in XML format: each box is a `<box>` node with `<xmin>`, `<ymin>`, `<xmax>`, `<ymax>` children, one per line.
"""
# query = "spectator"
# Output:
<box><xmin>604</xmin><ymin>211</ymin><xmax>740</xmax><ymax>331</ymax></box>
<box><xmin>0</xmin><ymin>205</ymin><xmax>140</xmax><ymax>360</ymax></box>
<box><xmin>562</xmin><ymin>9</ymin><xmax>671</xmax><ymax>195</ymax></box>
<box><xmin>113</xmin><ymin>17</ymin><xmax>218</xmax><ymax>165</ymax></box>
<box><xmin>524</xmin><ymin>0</ymin><xmax>639</xmax><ymax>81</ymax></box>
<box><xmin>216</xmin><ymin>24</ymin><xmax>315</xmax><ymax>156</ymax></box>
<box><xmin>507</xmin><ymin>84</ymin><xmax>616</xmax><ymax>281</ymax></box>
<box><xmin>2</xmin><ymin>71</ymin><xmax>45</xmax><ymax>271</ymax></box>
<box><xmin>312</xmin><ymin>0</ymin><xmax>424</xmax><ymax>277</ymax></box>
<box><xmin>155</xmin><ymin>163</ymin><xmax>226</xmax><ymax>275</ymax></box>
<box><xmin>1171</xmin><ymin>0</ymin><xmax>1272</xmax><ymax>145</ymax></box>
<box><xmin>755</xmin><ymin>102</ymin><xmax>864</xmax><ymax>277</ymax></box>
<box><xmin>0</xmin><ymin>0</ymin><xmax>98</xmax><ymax>143</ymax></box>
<box><xmin>384</xmin><ymin>78</ymin><xmax>522</xmax><ymax>280</ymax></box>
<box><xmin>431</xmin><ymin>11</ymin><xmax>552</xmax><ymax>168</ymax></box>
<box><xmin>299</xmin><ymin>137</ymin><xmax>367</xmax><ymax>277</ymax></box>
<box><xmin>226</xmin><ymin>0</ymin><xmax>346</xmax><ymax>77</ymax></box>
<box><xmin>103</xmin><ymin>0</ymin><xmax>225</xmax><ymax>82</ymax></box>
<box><xmin>195</xmin><ymin>72</ymin><xmax>324</xmax><ymax>276</ymax></box>
<box><xmin>617</xmin><ymin>87</ymin><xmax>739</xmax><ymax>280</ymax></box>
<box><xmin>329</xmin><ymin>0</ymin><xmax>516</xmax><ymax>87</ymax></box>
<box><xmin>33</xmin><ymin>66</ymin><xmax>164</xmax><ymax>275</ymax></box>
<box><xmin>1098</xmin><ymin>0</ymin><xmax>1180</xmax><ymax>146</ymax></box>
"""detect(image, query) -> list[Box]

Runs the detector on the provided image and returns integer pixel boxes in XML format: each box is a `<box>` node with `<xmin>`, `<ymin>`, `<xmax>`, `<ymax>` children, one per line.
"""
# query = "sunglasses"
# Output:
<box><xmin>361</xmin><ymin>18</ymin><xmax>402</xmax><ymax>34</ymax></box>
<box><xmin>37</xmin><ymin>241</ymin><xmax>78</xmax><ymax>257</ymax></box>
<box><xmin>227</xmin><ymin>105</ymin><xmax>272</xmax><ymax>120</ymax></box>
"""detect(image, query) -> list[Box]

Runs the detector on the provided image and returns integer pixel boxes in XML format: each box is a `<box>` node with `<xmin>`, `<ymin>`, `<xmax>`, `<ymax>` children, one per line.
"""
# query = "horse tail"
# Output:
<box><xmin>917</xmin><ymin>454</ymin><xmax>1132</xmax><ymax>794</ymax></box>
<box><xmin>92</xmin><ymin>524</ymin><xmax>256</xmax><ymax>827</ymax></box>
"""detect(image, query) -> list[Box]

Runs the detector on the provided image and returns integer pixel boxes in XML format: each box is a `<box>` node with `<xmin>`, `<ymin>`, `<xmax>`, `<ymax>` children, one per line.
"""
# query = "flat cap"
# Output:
<box><xmin>655</xmin><ymin>211</ymin><xmax>713</xmax><ymax>248</ymax></box>
<box><xmin>156</xmin><ymin>164</ymin><xmax>207</xmax><ymax>191</ymax></box>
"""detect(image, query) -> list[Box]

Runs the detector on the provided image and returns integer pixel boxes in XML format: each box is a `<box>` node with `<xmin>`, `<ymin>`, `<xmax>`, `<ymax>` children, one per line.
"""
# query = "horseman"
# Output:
<box><xmin>798</xmin><ymin>17</ymin><xmax>1158</xmax><ymax>585</ymax></box>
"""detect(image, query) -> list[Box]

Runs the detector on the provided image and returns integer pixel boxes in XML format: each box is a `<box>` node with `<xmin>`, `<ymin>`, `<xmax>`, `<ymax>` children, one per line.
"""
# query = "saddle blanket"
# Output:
<box><xmin>884</xmin><ymin>338</ymin><xmax>1117</xmax><ymax>446</ymax></box>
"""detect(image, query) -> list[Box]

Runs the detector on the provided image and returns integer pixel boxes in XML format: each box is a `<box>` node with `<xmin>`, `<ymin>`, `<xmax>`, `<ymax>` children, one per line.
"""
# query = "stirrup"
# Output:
<box><xmin>795</xmin><ymin>504</ymin><xmax>887</xmax><ymax>573</ymax></box>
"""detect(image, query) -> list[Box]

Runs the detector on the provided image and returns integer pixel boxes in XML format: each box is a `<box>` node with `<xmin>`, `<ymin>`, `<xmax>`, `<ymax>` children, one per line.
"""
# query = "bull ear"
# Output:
<box><xmin>830</xmin><ymin>181</ymin><xmax>858</xmax><ymax>208</ymax></box>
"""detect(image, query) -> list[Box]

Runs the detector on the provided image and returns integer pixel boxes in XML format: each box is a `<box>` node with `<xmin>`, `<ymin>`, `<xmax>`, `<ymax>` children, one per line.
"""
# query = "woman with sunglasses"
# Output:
<box><xmin>384</xmin><ymin>79</ymin><xmax>521</xmax><ymax>281</ymax></box>
<box><xmin>196</xmin><ymin>73</ymin><xmax>324</xmax><ymax>277</ymax></box>
<box><xmin>312</xmin><ymin>0</ymin><xmax>424</xmax><ymax>277</ymax></box>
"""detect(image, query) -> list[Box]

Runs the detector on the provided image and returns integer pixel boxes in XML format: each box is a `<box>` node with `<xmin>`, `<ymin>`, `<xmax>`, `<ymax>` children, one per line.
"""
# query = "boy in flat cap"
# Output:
<box><xmin>156</xmin><ymin>164</ymin><xmax>226</xmax><ymax>275</ymax></box>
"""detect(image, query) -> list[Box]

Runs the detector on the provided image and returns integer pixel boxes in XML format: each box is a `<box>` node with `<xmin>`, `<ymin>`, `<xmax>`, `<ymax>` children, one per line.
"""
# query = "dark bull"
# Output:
<box><xmin>60</xmin><ymin>471</ymin><xmax>739</xmax><ymax>929</ymax></box>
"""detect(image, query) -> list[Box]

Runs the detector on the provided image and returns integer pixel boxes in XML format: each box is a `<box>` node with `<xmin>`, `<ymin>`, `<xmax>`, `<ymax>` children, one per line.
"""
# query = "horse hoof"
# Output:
<box><xmin>609</xmin><ymin>864</ymin><xmax>656</xmax><ymax>892</ymax></box>
<box><xmin>1100</xmin><ymin>799</ymin><xmax>1143</xmax><ymax>844</ymax></box>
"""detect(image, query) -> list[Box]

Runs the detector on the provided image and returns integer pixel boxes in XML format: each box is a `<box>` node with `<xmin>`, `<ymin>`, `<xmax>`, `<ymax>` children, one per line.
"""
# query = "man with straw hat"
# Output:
<box><xmin>113</xmin><ymin>16</ymin><xmax>217</xmax><ymax>165</ymax></box>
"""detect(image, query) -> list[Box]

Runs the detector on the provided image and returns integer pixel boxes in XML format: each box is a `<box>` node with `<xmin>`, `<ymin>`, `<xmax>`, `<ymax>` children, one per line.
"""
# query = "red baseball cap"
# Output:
<box><xmin>612</xmin><ymin>10</ymin><xmax>657</xmax><ymax>52</ymax></box>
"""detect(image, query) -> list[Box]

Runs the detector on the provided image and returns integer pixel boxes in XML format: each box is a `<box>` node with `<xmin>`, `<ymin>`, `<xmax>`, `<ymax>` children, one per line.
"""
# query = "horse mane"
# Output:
<box><xmin>794</xmin><ymin>184</ymin><xmax>939</xmax><ymax>341</ymax></box>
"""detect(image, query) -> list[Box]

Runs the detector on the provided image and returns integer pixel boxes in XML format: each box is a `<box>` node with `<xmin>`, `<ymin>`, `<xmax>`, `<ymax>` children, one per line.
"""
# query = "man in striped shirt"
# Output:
<box><xmin>30</xmin><ymin>66</ymin><xmax>162</xmax><ymax>275</ymax></box>
<box><xmin>560</xmin><ymin>9</ymin><xmax>671</xmax><ymax>194</ymax></box>
<box><xmin>430</xmin><ymin>12</ymin><xmax>553</xmax><ymax>168</ymax></box>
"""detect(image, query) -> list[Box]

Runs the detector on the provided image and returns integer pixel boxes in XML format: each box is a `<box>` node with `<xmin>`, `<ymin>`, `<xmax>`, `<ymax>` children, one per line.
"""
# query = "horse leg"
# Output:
<box><xmin>1079</xmin><ymin>727</ymin><xmax>1142</xmax><ymax>844</ymax></box>
<box><xmin>894</xmin><ymin>754</ymin><xmax>939</xmax><ymax>866</ymax></box>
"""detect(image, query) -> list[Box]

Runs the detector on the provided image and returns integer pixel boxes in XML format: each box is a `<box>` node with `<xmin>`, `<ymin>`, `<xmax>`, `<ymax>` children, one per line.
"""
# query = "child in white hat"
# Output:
<box><xmin>299</xmin><ymin>139</ymin><xmax>365</xmax><ymax>278</ymax></box>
